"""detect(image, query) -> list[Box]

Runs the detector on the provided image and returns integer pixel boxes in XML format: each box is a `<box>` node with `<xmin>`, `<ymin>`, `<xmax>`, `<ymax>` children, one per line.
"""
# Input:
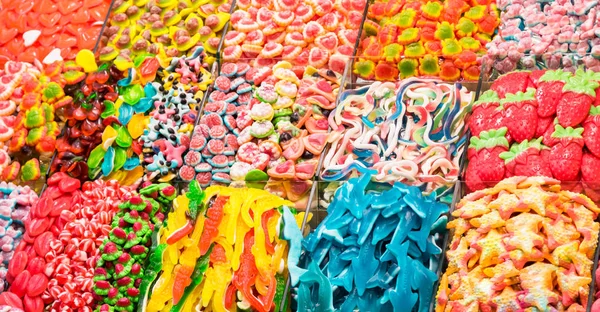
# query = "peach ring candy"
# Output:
<box><xmin>436</xmin><ymin>176</ymin><xmax>600</xmax><ymax>312</ymax></box>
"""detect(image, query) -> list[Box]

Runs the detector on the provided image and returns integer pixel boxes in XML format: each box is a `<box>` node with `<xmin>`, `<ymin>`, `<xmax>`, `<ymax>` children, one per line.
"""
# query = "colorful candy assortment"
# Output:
<box><xmin>485</xmin><ymin>0</ymin><xmax>600</xmax><ymax>74</ymax></box>
<box><xmin>436</xmin><ymin>176</ymin><xmax>599</xmax><ymax>311</ymax></box>
<box><xmin>322</xmin><ymin>78</ymin><xmax>472</xmax><ymax>203</ymax></box>
<box><xmin>98</xmin><ymin>0</ymin><xmax>232</xmax><ymax>63</ymax></box>
<box><xmin>0</xmin><ymin>0</ymin><xmax>112</xmax><ymax>65</ymax></box>
<box><xmin>465</xmin><ymin>69</ymin><xmax>600</xmax><ymax>200</ymax></box>
<box><xmin>93</xmin><ymin>183</ymin><xmax>176</xmax><ymax>311</ymax></box>
<box><xmin>296</xmin><ymin>173</ymin><xmax>448</xmax><ymax>311</ymax></box>
<box><xmin>43</xmin><ymin>179</ymin><xmax>132</xmax><ymax>311</ymax></box>
<box><xmin>143</xmin><ymin>184</ymin><xmax>305</xmax><ymax>312</ymax></box>
<box><xmin>0</xmin><ymin>183</ymin><xmax>38</xmax><ymax>294</ymax></box>
<box><xmin>141</xmin><ymin>47</ymin><xmax>213</xmax><ymax>183</ymax></box>
<box><xmin>0</xmin><ymin>60</ymin><xmax>71</xmax><ymax>187</ymax></box>
<box><xmin>354</xmin><ymin>0</ymin><xmax>499</xmax><ymax>81</ymax></box>
<box><xmin>224</xmin><ymin>0</ymin><xmax>365</xmax><ymax>72</ymax></box>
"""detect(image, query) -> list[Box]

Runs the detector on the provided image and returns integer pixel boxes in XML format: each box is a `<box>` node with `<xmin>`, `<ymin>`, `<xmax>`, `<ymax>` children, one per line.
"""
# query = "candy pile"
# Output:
<box><xmin>322</xmin><ymin>78</ymin><xmax>472</xmax><ymax>202</ymax></box>
<box><xmin>485</xmin><ymin>0</ymin><xmax>600</xmax><ymax>73</ymax></box>
<box><xmin>179</xmin><ymin>61</ymin><xmax>249</xmax><ymax>185</ymax></box>
<box><xmin>296</xmin><ymin>174</ymin><xmax>448</xmax><ymax>311</ymax></box>
<box><xmin>141</xmin><ymin>47</ymin><xmax>212</xmax><ymax>183</ymax></box>
<box><xmin>3</xmin><ymin>173</ymin><xmax>82</xmax><ymax>312</ymax></box>
<box><xmin>51</xmin><ymin>53</ymin><xmax>117</xmax><ymax>181</ymax></box>
<box><xmin>224</xmin><ymin>0</ymin><xmax>365</xmax><ymax>72</ymax></box>
<box><xmin>465</xmin><ymin>69</ymin><xmax>600</xmax><ymax>200</ymax></box>
<box><xmin>0</xmin><ymin>60</ymin><xmax>71</xmax><ymax>186</ymax></box>
<box><xmin>98</xmin><ymin>0</ymin><xmax>232</xmax><ymax>63</ymax></box>
<box><xmin>0</xmin><ymin>0</ymin><xmax>111</xmax><ymax>64</ymax></box>
<box><xmin>0</xmin><ymin>183</ymin><xmax>37</xmax><ymax>293</ymax></box>
<box><xmin>43</xmin><ymin>178</ymin><xmax>132</xmax><ymax>311</ymax></box>
<box><xmin>143</xmin><ymin>184</ymin><xmax>305</xmax><ymax>312</ymax></box>
<box><xmin>354</xmin><ymin>0</ymin><xmax>499</xmax><ymax>81</ymax></box>
<box><xmin>93</xmin><ymin>183</ymin><xmax>176</xmax><ymax>311</ymax></box>
<box><xmin>436</xmin><ymin>176</ymin><xmax>599</xmax><ymax>311</ymax></box>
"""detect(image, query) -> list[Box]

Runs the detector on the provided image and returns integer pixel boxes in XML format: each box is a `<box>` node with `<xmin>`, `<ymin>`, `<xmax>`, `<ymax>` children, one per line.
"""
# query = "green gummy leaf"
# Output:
<box><xmin>469</xmin><ymin>127</ymin><xmax>509</xmax><ymax>150</ymax></box>
<box><xmin>500</xmin><ymin>88</ymin><xmax>536</xmax><ymax>106</ymax></box>
<box><xmin>551</xmin><ymin>125</ymin><xmax>584</xmax><ymax>138</ymax></box>
<box><xmin>539</xmin><ymin>69</ymin><xmax>573</xmax><ymax>82</ymax></box>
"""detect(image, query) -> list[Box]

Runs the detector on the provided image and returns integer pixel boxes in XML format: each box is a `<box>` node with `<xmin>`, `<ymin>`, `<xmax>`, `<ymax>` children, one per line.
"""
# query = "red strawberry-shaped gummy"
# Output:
<box><xmin>465</xmin><ymin>127</ymin><xmax>509</xmax><ymax>190</ymax></box>
<box><xmin>490</xmin><ymin>71</ymin><xmax>531</xmax><ymax>98</ymax></box>
<box><xmin>467</xmin><ymin>90</ymin><xmax>505</xmax><ymax>138</ymax></box>
<box><xmin>584</xmin><ymin>105</ymin><xmax>600</xmax><ymax>158</ymax></box>
<box><xmin>499</xmin><ymin>138</ymin><xmax>552</xmax><ymax>178</ymax></box>
<box><xmin>500</xmin><ymin>88</ymin><xmax>538</xmax><ymax>143</ymax></box>
<box><xmin>581</xmin><ymin>151</ymin><xmax>600</xmax><ymax>190</ymax></box>
<box><xmin>535</xmin><ymin>69</ymin><xmax>572</xmax><ymax>118</ymax></box>
<box><xmin>557</xmin><ymin>69</ymin><xmax>600</xmax><ymax>127</ymax></box>
<box><xmin>548</xmin><ymin>125</ymin><xmax>584</xmax><ymax>182</ymax></box>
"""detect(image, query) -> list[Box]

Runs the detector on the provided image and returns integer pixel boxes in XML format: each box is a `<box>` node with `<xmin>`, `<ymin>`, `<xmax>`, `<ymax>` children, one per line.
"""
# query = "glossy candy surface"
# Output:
<box><xmin>296</xmin><ymin>174</ymin><xmax>448</xmax><ymax>311</ymax></box>
<box><xmin>0</xmin><ymin>0</ymin><xmax>112</xmax><ymax>65</ymax></box>
<box><xmin>355</xmin><ymin>0</ymin><xmax>499</xmax><ymax>81</ymax></box>
<box><xmin>143</xmin><ymin>184</ymin><xmax>305</xmax><ymax>312</ymax></box>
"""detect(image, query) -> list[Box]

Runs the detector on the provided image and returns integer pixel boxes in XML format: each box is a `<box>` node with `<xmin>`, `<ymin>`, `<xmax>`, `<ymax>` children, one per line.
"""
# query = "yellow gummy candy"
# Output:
<box><xmin>102</xmin><ymin>126</ymin><xmax>118</xmax><ymax>150</ymax></box>
<box><xmin>128</xmin><ymin>113</ymin><xmax>149</xmax><ymax>139</ymax></box>
<box><xmin>75</xmin><ymin>50</ymin><xmax>98</xmax><ymax>73</ymax></box>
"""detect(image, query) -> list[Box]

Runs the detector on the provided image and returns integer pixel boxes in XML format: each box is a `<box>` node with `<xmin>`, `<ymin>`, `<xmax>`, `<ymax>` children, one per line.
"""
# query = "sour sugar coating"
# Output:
<box><xmin>437</xmin><ymin>176</ymin><xmax>600</xmax><ymax>312</ymax></box>
<box><xmin>2</xmin><ymin>173</ymin><xmax>82</xmax><ymax>312</ymax></box>
<box><xmin>321</xmin><ymin>78</ymin><xmax>473</xmax><ymax>204</ymax></box>
<box><xmin>141</xmin><ymin>47</ymin><xmax>213</xmax><ymax>183</ymax></box>
<box><xmin>142</xmin><ymin>185</ymin><xmax>304</xmax><ymax>312</ymax></box>
<box><xmin>296</xmin><ymin>174</ymin><xmax>448</xmax><ymax>311</ymax></box>
<box><xmin>180</xmin><ymin>61</ymin><xmax>254</xmax><ymax>186</ymax></box>
<box><xmin>464</xmin><ymin>69</ymin><xmax>600</xmax><ymax>200</ymax></box>
<box><xmin>93</xmin><ymin>183</ymin><xmax>177</xmax><ymax>312</ymax></box>
<box><xmin>224</xmin><ymin>0</ymin><xmax>365</xmax><ymax>73</ymax></box>
<box><xmin>485</xmin><ymin>0</ymin><xmax>600</xmax><ymax>74</ymax></box>
<box><xmin>0</xmin><ymin>183</ymin><xmax>37</xmax><ymax>293</ymax></box>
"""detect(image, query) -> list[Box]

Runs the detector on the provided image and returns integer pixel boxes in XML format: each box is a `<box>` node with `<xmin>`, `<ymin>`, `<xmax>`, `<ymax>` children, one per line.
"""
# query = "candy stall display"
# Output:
<box><xmin>0</xmin><ymin>0</ymin><xmax>112</xmax><ymax>65</ymax></box>
<box><xmin>140</xmin><ymin>47</ymin><xmax>213</xmax><ymax>184</ymax></box>
<box><xmin>0</xmin><ymin>183</ymin><xmax>38</xmax><ymax>294</ymax></box>
<box><xmin>295</xmin><ymin>173</ymin><xmax>448</xmax><ymax>311</ymax></box>
<box><xmin>321</xmin><ymin>78</ymin><xmax>473</xmax><ymax>203</ymax></box>
<box><xmin>97</xmin><ymin>0</ymin><xmax>232</xmax><ymax>64</ymax></box>
<box><xmin>464</xmin><ymin>69</ymin><xmax>600</xmax><ymax>200</ymax></box>
<box><xmin>223</xmin><ymin>0</ymin><xmax>366</xmax><ymax>73</ymax></box>
<box><xmin>354</xmin><ymin>0</ymin><xmax>500</xmax><ymax>81</ymax></box>
<box><xmin>142</xmin><ymin>183</ymin><xmax>305</xmax><ymax>312</ymax></box>
<box><xmin>93</xmin><ymin>183</ymin><xmax>177</xmax><ymax>312</ymax></box>
<box><xmin>484</xmin><ymin>0</ymin><xmax>600</xmax><ymax>74</ymax></box>
<box><xmin>436</xmin><ymin>176</ymin><xmax>600</xmax><ymax>311</ymax></box>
